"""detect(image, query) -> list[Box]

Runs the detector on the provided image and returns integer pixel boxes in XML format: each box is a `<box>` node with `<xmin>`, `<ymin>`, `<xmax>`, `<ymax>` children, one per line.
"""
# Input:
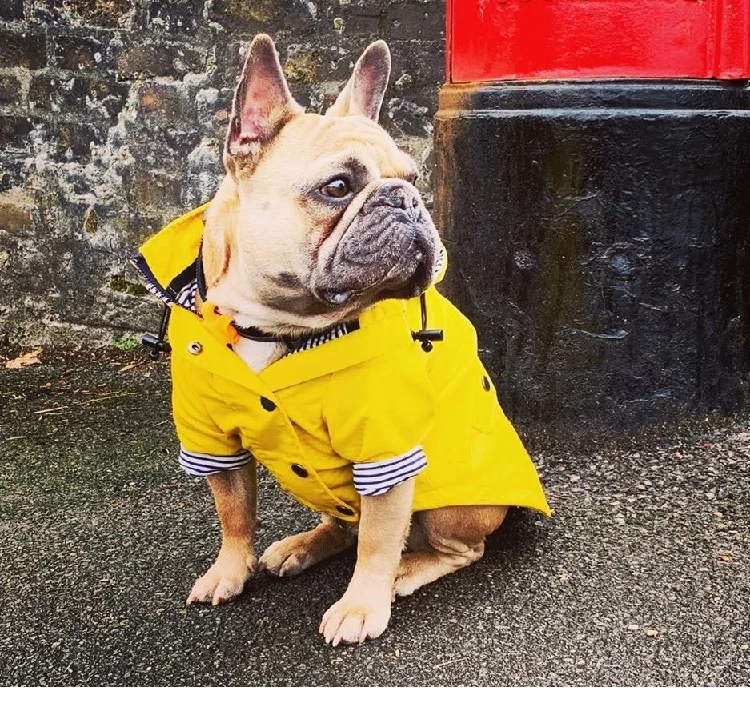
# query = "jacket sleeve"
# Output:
<box><xmin>322</xmin><ymin>346</ymin><xmax>436</xmax><ymax>496</ymax></box>
<box><xmin>171</xmin><ymin>357</ymin><xmax>251</xmax><ymax>476</ymax></box>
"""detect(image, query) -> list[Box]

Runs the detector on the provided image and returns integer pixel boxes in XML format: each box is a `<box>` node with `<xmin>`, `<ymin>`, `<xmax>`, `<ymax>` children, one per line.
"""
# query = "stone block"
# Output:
<box><xmin>129</xmin><ymin>170</ymin><xmax>183</xmax><ymax>211</ymax></box>
<box><xmin>387</xmin><ymin>1</ymin><xmax>445</xmax><ymax>42</ymax></box>
<box><xmin>34</xmin><ymin>0</ymin><xmax>132</xmax><ymax>29</ymax></box>
<box><xmin>0</xmin><ymin>156</ymin><xmax>26</xmax><ymax>192</ymax></box>
<box><xmin>0</xmin><ymin>115</ymin><xmax>33</xmax><ymax>148</ymax></box>
<box><xmin>116</xmin><ymin>40</ymin><xmax>206</xmax><ymax>79</ymax></box>
<box><xmin>0</xmin><ymin>29</ymin><xmax>47</xmax><ymax>69</ymax></box>
<box><xmin>51</xmin><ymin>33</ymin><xmax>110</xmax><ymax>71</ymax></box>
<box><xmin>283</xmin><ymin>51</ymin><xmax>322</xmax><ymax>85</ymax></box>
<box><xmin>28</xmin><ymin>73</ymin><xmax>127</xmax><ymax>120</ymax></box>
<box><xmin>147</xmin><ymin>0</ymin><xmax>204</xmax><ymax>34</ymax></box>
<box><xmin>385</xmin><ymin>97</ymin><xmax>433</xmax><ymax>137</ymax></box>
<box><xmin>389</xmin><ymin>40</ymin><xmax>445</xmax><ymax>92</ymax></box>
<box><xmin>136</xmin><ymin>83</ymin><xmax>182</xmax><ymax>123</ymax></box>
<box><xmin>51</xmin><ymin>120</ymin><xmax>107</xmax><ymax>159</ymax></box>
<box><xmin>322</xmin><ymin>6</ymin><xmax>381</xmax><ymax>36</ymax></box>
<box><xmin>0</xmin><ymin>0</ymin><xmax>23</xmax><ymax>20</ymax></box>
<box><xmin>0</xmin><ymin>75</ymin><xmax>22</xmax><ymax>105</ymax></box>
<box><xmin>0</xmin><ymin>188</ymin><xmax>34</xmax><ymax>233</ymax></box>
<box><xmin>29</xmin><ymin>73</ymin><xmax>83</xmax><ymax>112</ymax></box>
<box><xmin>209</xmin><ymin>0</ymin><xmax>315</xmax><ymax>32</ymax></box>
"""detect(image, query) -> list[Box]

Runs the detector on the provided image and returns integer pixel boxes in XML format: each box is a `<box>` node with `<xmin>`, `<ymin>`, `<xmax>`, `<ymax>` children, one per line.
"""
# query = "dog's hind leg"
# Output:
<box><xmin>187</xmin><ymin>462</ymin><xmax>258</xmax><ymax>605</ymax></box>
<box><xmin>394</xmin><ymin>505</ymin><xmax>508</xmax><ymax>598</ymax></box>
<box><xmin>260</xmin><ymin>514</ymin><xmax>355</xmax><ymax>577</ymax></box>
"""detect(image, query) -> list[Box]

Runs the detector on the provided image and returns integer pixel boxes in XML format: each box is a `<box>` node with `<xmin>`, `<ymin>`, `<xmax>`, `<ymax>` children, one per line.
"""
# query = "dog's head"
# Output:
<box><xmin>202</xmin><ymin>35</ymin><xmax>440</xmax><ymax>333</ymax></box>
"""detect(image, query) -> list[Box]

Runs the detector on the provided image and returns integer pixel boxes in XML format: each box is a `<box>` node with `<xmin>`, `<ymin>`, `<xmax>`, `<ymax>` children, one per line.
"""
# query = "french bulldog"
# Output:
<box><xmin>141</xmin><ymin>34</ymin><xmax>549</xmax><ymax>646</ymax></box>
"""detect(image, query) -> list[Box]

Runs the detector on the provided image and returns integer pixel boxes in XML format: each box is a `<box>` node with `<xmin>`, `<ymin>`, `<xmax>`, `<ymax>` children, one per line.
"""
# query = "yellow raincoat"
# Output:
<box><xmin>136</xmin><ymin>204</ymin><xmax>551</xmax><ymax>522</ymax></box>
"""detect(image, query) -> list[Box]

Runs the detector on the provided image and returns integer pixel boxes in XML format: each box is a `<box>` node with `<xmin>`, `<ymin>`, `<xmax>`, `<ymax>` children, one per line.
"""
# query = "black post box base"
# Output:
<box><xmin>435</xmin><ymin>80</ymin><xmax>750</xmax><ymax>436</ymax></box>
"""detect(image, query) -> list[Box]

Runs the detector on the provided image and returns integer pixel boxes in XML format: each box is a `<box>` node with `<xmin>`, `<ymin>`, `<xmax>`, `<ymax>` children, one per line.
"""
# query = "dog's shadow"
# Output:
<box><xmin>485</xmin><ymin>506</ymin><xmax>545</xmax><ymax>556</ymax></box>
<box><xmin>236</xmin><ymin>507</ymin><xmax>545</xmax><ymax>623</ymax></box>
<box><xmin>177</xmin><ymin>506</ymin><xmax>550</xmax><ymax>663</ymax></box>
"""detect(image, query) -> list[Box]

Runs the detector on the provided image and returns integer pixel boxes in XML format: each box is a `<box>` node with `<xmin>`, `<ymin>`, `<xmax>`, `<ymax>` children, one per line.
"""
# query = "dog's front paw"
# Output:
<box><xmin>187</xmin><ymin>547</ymin><xmax>257</xmax><ymax>606</ymax></box>
<box><xmin>319</xmin><ymin>588</ymin><xmax>392</xmax><ymax>646</ymax></box>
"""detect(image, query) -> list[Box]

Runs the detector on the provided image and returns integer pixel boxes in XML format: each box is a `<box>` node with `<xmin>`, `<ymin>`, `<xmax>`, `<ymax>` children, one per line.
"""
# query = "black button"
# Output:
<box><xmin>337</xmin><ymin>506</ymin><xmax>355</xmax><ymax>516</ymax></box>
<box><xmin>291</xmin><ymin>463</ymin><xmax>308</xmax><ymax>478</ymax></box>
<box><xmin>260</xmin><ymin>396</ymin><xmax>276</xmax><ymax>412</ymax></box>
<box><xmin>482</xmin><ymin>376</ymin><xmax>491</xmax><ymax>391</ymax></box>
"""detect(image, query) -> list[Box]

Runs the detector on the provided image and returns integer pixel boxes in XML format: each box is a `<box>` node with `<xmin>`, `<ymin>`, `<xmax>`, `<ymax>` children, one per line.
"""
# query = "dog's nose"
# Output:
<box><xmin>368</xmin><ymin>183</ymin><xmax>419</xmax><ymax>211</ymax></box>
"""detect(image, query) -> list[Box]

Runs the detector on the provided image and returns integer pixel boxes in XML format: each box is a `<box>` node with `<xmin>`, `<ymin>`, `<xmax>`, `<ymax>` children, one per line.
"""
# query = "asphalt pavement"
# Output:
<box><xmin>0</xmin><ymin>346</ymin><xmax>748</xmax><ymax>686</ymax></box>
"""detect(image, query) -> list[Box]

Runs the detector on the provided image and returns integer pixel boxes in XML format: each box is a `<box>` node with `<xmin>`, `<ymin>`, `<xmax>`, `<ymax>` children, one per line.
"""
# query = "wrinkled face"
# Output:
<box><xmin>202</xmin><ymin>35</ymin><xmax>441</xmax><ymax>333</ymax></box>
<box><xmin>231</xmin><ymin>115</ymin><xmax>438</xmax><ymax>323</ymax></box>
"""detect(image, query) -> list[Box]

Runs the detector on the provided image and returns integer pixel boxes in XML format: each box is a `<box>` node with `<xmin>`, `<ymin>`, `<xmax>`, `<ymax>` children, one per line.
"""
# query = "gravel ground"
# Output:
<box><xmin>0</xmin><ymin>345</ymin><xmax>748</xmax><ymax>686</ymax></box>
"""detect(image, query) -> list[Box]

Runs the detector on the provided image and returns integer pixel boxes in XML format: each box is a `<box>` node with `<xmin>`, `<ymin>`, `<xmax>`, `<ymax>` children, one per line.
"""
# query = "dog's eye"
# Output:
<box><xmin>320</xmin><ymin>179</ymin><xmax>351</xmax><ymax>199</ymax></box>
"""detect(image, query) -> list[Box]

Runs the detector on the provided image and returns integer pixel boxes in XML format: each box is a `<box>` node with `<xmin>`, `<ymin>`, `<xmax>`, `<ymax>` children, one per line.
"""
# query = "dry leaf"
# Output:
<box><xmin>5</xmin><ymin>348</ymin><xmax>42</xmax><ymax>369</ymax></box>
<box><xmin>119</xmin><ymin>362</ymin><xmax>138</xmax><ymax>373</ymax></box>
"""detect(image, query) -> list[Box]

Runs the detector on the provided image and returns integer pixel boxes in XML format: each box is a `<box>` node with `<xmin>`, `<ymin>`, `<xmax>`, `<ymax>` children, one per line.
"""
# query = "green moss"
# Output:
<box><xmin>8</xmin><ymin>328</ymin><xmax>24</xmax><ymax>345</ymax></box>
<box><xmin>112</xmin><ymin>336</ymin><xmax>140</xmax><ymax>351</ymax></box>
<box><xmin>284</xmin><ymin>53</ymin><xmax>320</xmax><ymax>85</ymax></box>
<box><xmin>108</xmin><ymin>275</ymin><xmax>148</xmax><ymax>296</ymax></box>
<box><xmin>215</xmin><ymin>0</ymin><xmax>277</xmax><ymax>23</ymax></box>
<box><xmin>83</xmin><ymin>206</ymin><xmax>99</xmax><ymax>233</ymax></box>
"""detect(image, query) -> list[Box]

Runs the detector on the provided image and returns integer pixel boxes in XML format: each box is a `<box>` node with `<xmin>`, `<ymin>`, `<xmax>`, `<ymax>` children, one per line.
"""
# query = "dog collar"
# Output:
<box><xmin>194</xmin><ymin>250</ymin><xmax>360</xmax><ymax>351</ymax></box>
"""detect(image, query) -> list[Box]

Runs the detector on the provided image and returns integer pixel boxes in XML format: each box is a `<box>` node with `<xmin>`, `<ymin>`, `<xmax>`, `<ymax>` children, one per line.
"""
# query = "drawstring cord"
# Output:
<box><xmin>411</xmin><ymin>293</ymin><xmax>444</xmax><ymax>352</ymax></box>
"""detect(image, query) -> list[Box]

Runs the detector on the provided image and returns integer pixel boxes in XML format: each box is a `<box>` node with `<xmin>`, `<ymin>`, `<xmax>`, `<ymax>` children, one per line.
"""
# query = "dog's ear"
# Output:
<box><xmin>225</xmin><ymin>34</ymin><xmax>302</xmax><ymax>173</ymax></box>
<box><xmin>326</xmin><ymin>40</ymin><xmax>391</xmax><ymax>121</ymax></box>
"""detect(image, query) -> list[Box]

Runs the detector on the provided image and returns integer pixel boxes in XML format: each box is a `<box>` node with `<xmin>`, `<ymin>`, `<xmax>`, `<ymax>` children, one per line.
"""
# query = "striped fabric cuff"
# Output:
<box><xmin>353</xmin><ymin>446</ymin><xmax>427</xmax><ymax>497</ymax></box>
<box><xmin>179</xmin><ymin>447</ymin><xmax>252</xmax><ymax>477</ymax></box>
<box><xmin>433</xmin><ymin>247</ymin><xmax>445</xmax><ymax>276</ymax></box>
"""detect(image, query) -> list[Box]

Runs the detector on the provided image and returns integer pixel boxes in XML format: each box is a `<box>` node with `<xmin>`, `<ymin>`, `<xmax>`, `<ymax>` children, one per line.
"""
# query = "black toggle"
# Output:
<box><xmin>411</xmin><ymin>329</ymin><xmax>444</xmax><ymax>352</ymax></box>
<box><xmin>142</xmin><ymin>304</ymin><xmax>172</xmax><ymax>360</ymax></box>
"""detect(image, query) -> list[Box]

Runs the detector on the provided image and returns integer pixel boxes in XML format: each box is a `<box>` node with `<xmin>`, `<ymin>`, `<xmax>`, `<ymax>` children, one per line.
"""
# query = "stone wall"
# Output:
<box><xmin>0</xmin><ymin>0</ymin><xmax>445</xmax><ymax>344</ymax></box>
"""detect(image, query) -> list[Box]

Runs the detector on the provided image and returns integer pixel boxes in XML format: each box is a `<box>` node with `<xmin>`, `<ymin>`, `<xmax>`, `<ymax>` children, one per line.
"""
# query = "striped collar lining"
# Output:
<box><xmin>133</xmin><ymin>246</ymin><xmax>445</xmax><ymax>355</ymax></box>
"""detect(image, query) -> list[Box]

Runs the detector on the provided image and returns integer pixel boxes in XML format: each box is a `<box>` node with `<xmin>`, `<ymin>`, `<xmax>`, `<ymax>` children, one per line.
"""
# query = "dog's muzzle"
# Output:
<box><xmin>314</xmin><ymin>181</ymin><xmax>439</xmax><ymax>306</ymax></box>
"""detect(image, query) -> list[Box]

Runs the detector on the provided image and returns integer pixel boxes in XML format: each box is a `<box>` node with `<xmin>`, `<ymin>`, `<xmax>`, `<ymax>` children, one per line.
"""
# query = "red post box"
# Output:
<box><xmin>448</xmin><ymin>1</ymin><xmax>750</xmax><ymax>81</ymax></box>
<box><xmin>435</xmin><ymin>2</ymin><xmax>750</xmax><ymax>434</ymax></box>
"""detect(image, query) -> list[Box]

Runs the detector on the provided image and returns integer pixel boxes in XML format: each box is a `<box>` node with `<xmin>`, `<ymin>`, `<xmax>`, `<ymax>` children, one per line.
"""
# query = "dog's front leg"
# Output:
<box><xmin>320</xmin><ymin>477</ymin><xmax>415</xmax><ymax>646</ymax></box>
<box><xmin>187</xmin><ymin>461</ymin><xmax>258</xmax><ymax>606</ymax></box>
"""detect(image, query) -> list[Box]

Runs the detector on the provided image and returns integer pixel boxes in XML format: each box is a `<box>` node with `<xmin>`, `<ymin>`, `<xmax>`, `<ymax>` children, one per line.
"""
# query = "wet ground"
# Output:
<box><xmin>0</xmin><ymin>345</ymin><xmax>748</xmax><ymax>686</ymax></box>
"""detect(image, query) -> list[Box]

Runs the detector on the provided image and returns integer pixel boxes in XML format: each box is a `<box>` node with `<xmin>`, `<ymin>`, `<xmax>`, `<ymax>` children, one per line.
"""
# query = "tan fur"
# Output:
<box><xmin>201</xmin><ymin>177</ymin><xmax>238</xmax><ymax>289</ymax></box>
<box><xmin>203</xmin><ymin>114</ymin><xmax>419</xmax><ymax>334</ymax></box>
<box><xmin>187</xmin><ymin>34</ymin><xmax>510</xmax><ymax>646</ymax></box>
<box><xmin>319</xmin><ymin>477</ymin><xmax>415</xmax><ymax>645</ymax></box>
<box><xmin>260</xmin><ymin>514</ymin><xmax>355</xmax><ymax>578</ymax></box>
<box><xmin>394</xmin><ymin>505</ymin><xmax>508</xmax><ymax>597</ymax></box>
<box><xmin>187</xmin><ymin>463</ymin><xmax>258</xmax><ymax>606</ymax></box>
